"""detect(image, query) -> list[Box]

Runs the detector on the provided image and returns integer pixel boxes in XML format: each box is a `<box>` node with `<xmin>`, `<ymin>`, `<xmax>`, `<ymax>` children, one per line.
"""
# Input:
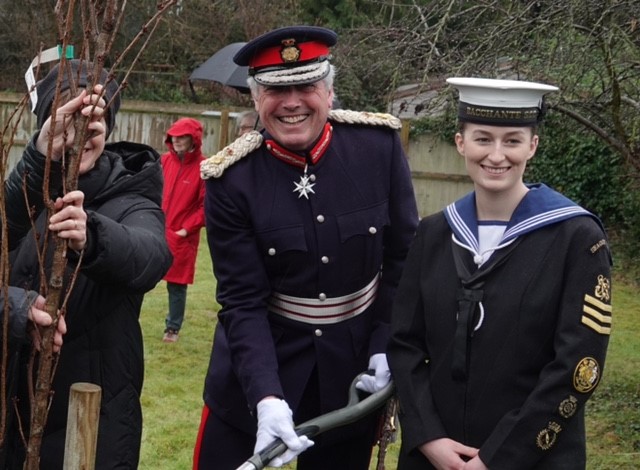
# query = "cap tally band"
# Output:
<box><xmin>458</xmin><ymin>102</ymin><xmax>541</xmax><ymax>126</ymax></box>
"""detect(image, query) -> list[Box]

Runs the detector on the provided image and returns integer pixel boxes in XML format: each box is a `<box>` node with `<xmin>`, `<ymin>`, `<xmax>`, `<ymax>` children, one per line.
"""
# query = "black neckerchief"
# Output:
<box><xmin>450</xmin><ymin>236</ymin><xmax>522</xmax><ymax>381</ymax></box>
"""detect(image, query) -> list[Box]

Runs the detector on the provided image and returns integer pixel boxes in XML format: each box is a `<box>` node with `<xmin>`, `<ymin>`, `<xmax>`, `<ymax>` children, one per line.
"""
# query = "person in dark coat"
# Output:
<box><xmin>4</xmin><ymin>59</ymin><xmax>172</xmax><ymax>469</ymax></box>
<box><xmin>0</xmin><ymin>287</ymin><xmax>67</xmax><ymax>468</ymax></box>
<box><xmin>388</xmin><ymin>78</ymin><xmax>612</xmax><ymax>470</ymax></box>
<box><xmin>193</xmin><ymin>26</ymin><xmax>418</xmax><ymax>470</ymax></box>
<box><xmin>0</xmin><ymin>290</ymin><xmax>65</xmax><ymax>353</ymax></box>
<box><xmin>160</xmin><ymin>117</ymin><xmax>206</xmax><ymax>343</ymax></box>
<box><xmin>0</xmin><ymin>288</ymin><xmax>66</xmax><ymax>467</ymax></box>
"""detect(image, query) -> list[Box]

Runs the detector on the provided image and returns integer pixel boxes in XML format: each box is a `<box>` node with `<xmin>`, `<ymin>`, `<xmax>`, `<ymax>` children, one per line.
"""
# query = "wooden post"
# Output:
<box><xmin>63</xmin><ymin>382</ymin><xmax>102</xmax><ymax>470</ymax></box>
<box><xmin>219</xmin><ymin>108</ymin><xmax>230</xmax><ymax>150</ymax></box>
<box><xmin>400</xmin><ymin>119</ymin><xmax>411</xmax><ymax>154</ymax></box>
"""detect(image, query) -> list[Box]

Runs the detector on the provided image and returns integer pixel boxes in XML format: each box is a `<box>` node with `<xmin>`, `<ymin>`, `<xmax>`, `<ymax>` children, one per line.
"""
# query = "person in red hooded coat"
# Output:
<box><xmin>160</xmin><ymin>117</ymin><xmax>206</xmax><ymax>342</ymax></box>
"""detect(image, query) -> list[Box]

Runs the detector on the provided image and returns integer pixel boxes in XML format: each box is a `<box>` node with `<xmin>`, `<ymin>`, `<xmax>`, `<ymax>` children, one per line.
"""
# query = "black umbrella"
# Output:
<box><xmin>189</xmin><ymin>42</ymin><xmax>250</xmax><ymax>94</ymax></box>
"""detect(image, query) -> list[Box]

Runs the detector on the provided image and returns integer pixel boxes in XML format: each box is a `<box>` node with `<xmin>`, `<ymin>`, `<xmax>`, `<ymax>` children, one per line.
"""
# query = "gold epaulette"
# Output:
<box><xmin>328</xmin><ymin>109</ymin><xmax>402</xmax><ymax>130</ymax></box>
<box><xmin>200</xmin><ymin>130</ymin><xmax>264</xmax><ymax>180</ymax></box>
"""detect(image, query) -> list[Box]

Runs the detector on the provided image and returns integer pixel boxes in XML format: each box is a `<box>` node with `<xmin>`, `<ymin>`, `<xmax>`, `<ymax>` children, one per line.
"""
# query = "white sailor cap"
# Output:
<box><xmin>446</xmin><ymin>77</ymin><xmax>559</xmax><ymax>126</ymax></box>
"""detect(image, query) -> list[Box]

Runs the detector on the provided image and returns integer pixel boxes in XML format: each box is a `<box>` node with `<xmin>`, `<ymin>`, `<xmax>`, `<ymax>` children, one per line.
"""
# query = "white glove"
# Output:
<box><xmin>254</xmin><ymin>398</ymin><xmax>314</xmax><ymax>467</ymax></box>
<box><xmin>356</xmin><ymin>353</ymin><xmax>391</xmax><ymax>394</ymax></box>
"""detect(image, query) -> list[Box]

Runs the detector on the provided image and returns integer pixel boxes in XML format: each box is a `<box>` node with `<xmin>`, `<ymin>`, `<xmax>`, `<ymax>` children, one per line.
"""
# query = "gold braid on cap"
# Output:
<box><xmin>328</xmin><ymin>109</ymin><xmax>402</xmax><ymax>130</ymax></box>
<box><xmin>255</xmin><ymin>62</ymin><xmax>330</xmax><ymax>86</ymax></box>
<box><xmin>200</xmin><ymin>130</ymin><xmax>264</xmax><ymax>180</ymax></box>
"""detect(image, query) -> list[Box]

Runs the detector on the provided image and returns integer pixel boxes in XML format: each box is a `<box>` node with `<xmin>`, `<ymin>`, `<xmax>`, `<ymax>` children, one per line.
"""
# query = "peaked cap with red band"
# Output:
<box><xmin>234</xmin><ymin>25</ymin><xmax>338</xmax><ymax>87</ymax></box>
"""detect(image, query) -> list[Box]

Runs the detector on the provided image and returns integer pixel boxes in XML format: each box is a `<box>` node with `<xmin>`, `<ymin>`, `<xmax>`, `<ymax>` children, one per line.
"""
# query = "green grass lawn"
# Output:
<box><xmin>137</xmin><ymin>234</ymin><xmax>639</xmax><ymax>469</ymax></box>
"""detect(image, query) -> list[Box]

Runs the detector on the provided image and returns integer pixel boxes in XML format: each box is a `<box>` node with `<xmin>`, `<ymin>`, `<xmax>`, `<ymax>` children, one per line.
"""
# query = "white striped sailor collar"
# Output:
<box><xmin>444</xmin><ymin>183</ymin><xmax>598</xmax><ymax>253</ymax></box>
<box><xmin>265</xmin><ymin>122</ymin><xmax>333</xmax><ymax>168</ymax></box>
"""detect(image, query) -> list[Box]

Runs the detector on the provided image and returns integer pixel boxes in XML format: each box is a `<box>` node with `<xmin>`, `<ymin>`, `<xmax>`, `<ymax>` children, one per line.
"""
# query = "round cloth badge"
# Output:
<box><xmin>573</xmin><ymin>357</ymin><xmax>600</xmax><ymax>393</ymax></box>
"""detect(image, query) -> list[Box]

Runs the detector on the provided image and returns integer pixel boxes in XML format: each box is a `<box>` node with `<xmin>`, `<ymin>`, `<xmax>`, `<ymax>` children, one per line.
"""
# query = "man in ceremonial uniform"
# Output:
<box><xmin>193</xmin><ymin>26</ymin><xmax>418</xmax><ymax>470</ymax></box>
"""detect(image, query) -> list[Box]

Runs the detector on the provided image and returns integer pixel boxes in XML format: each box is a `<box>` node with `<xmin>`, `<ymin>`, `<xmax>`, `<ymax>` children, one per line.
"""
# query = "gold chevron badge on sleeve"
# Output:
<box><xmin>581</xmin><ymin>275</ymin><xmax>612</xmax><ymax>335</ymax></box>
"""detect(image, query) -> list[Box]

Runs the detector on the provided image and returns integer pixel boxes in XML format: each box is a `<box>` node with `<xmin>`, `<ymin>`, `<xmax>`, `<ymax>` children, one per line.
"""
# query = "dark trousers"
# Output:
<box><xmin>193</xmin><ymin>369</ymin><xmax>377</xmax><ymax>470</ymax></box>
<box><xmin>193</xmin><ymin>406</ymin><xmax>376</xmax><ymax>470</ymax></box>
<box><xmin>165</xmin><ymin>281</ymin><xmax>187</xmax><ymax>331</ymax></box>
<box><xmin>193</xmin><ymin>406</ymin><xmax>254</xmax><ymax>470</ymax></box>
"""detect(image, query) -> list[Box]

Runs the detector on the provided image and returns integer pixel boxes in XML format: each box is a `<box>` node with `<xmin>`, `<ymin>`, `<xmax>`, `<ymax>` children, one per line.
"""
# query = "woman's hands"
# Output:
<box><xmin>49</xmin><ymin>190</ymin><xmax>87</xmax><ymax>252</ymax></box>
<box><xmin>419</xmin><ymin>438</ymin><xmax>483</xmax><ymax>470</ymax></box>
<box><xmin>28</xmin><ymin>295</ymin><xmax>67</xmax><ymax>353</ymax></box>
<box><xmin>35</xmin><ymin>85</ymin><xmax>108</xmax><ymax>161</ymax></box>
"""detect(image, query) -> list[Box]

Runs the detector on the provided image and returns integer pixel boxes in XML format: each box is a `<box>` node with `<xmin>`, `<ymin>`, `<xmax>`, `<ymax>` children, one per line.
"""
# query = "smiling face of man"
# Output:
<box><xmin>253</xmin><ymin>81</ymin><xmax>333</xmax><ymax>152</ymax></box>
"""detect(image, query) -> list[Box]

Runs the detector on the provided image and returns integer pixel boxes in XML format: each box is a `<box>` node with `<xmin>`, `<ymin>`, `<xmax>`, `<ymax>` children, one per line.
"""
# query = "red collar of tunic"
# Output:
<box><xmin>265</xmin><ymin>122</ymin><xmax>333</xmax><ymax>168</ymax></box>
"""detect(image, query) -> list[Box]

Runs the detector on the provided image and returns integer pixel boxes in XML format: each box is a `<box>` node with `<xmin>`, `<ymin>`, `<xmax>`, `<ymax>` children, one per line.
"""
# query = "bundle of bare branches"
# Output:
<box><xmin>0</xmin><ymin>1</ymin><xmax>177</xmax><ymax>468</ymax></box>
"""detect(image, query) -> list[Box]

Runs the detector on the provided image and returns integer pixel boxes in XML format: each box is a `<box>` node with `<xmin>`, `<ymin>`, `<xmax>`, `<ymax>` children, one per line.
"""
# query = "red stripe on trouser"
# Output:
<box><xmin>192</xmin><ymin>405</ymin><xmax>210</xmax><ymax>470</ymax></box>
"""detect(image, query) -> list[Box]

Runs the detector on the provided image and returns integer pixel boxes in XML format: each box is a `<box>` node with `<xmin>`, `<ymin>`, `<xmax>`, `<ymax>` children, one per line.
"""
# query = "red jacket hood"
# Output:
<box><xmin>165</xmin><ymin>117</ymin><xmax>203</xmax><ymax>155</ymax></box>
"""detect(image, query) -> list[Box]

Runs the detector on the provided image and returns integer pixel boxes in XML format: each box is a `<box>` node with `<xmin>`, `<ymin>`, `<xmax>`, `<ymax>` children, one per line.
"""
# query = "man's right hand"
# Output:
<box><xmin>254</xmin><ymin>397</ymin><xmax>314</xmax><ymax>467</ymax></box>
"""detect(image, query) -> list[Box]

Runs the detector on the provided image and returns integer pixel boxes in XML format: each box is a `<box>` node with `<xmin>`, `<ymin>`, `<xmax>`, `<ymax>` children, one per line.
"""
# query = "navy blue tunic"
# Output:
<box><xmin>389</xmin><ymin>187</ymin><xmax>612</xmax><ymax>469</ymax></box>
<box><xmin>202</xmin><ymin>120</ymin><xmax>418</xmax><ymax>433</ymax></box>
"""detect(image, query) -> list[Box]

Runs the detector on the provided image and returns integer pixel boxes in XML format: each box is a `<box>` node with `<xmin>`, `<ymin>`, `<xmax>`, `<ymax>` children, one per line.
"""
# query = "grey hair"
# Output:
<box><xmin>235</xmin><ymin>110</ymin><xmax>260</xmax><ymax>135</ymax></box>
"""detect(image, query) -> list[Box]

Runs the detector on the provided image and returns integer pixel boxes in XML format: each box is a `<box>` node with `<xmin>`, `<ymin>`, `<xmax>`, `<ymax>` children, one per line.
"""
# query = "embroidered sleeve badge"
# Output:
<box><xmin>558</xmin><ymin>395</ymin><xmax>578</xmax><ymax>419</ymax></box>
<box><xmin>573</xmin><ymin>357</ymin><xmax>601</xmax><ymax>393</ymax></box>
<box><xmin>536</xmin><ymin>422</ymin><xmax>562</xmax><ymax>450</ymax></box>
<box><xmin>581</xmin><ymin>275</ymin><xmax>612</xmax><ymax>335</ymax></box>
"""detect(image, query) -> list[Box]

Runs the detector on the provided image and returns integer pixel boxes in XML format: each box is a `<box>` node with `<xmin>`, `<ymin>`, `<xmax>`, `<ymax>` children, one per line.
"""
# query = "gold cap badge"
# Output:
<box><xmin>280</xmin><ymin>38</ymin><xmax>301</xmax><ymax>63</ymax></box>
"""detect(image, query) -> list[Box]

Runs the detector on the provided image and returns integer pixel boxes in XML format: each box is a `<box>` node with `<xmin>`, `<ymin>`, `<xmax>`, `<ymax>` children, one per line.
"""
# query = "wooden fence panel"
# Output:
<box><xmin>113</xmin><ymin>101</ymin><xmax>226</xmax><ymax>156</ymax></box>
<box><xmin>405</xmin><ymin>132</ymin><xmax>473</xmax><ymax>217</ymax></box>
<box><xmin>0</xmin><ymin>93</ymin><xmax>240</xmax><ymax>170</ymax></box>
<box><xmin>1</xmin><ymin>94</ymin><xmax>473</xmax><ymax>217</ymax></box>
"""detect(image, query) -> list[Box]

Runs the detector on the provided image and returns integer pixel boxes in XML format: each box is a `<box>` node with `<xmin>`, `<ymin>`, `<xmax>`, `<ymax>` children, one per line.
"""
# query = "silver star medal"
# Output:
<box><xmin>293</xmin><ymin>165</ymin><xmax>315</xmax><ymax>199</ymax></box>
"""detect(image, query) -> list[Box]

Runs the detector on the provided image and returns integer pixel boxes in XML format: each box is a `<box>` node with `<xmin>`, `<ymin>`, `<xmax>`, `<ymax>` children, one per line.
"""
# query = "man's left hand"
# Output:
<box><xmin>356</xmin><ymin>353</ymin><xmax>391</xmax><ymax>393</ymax></box>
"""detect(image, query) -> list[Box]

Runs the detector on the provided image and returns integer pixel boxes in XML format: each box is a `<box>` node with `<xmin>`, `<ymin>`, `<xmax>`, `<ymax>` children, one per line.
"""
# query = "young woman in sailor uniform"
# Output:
<box><xmin>388</xmin><ymin>78</ymin><xmax>612</xmax><ymax>470</ymax></box>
